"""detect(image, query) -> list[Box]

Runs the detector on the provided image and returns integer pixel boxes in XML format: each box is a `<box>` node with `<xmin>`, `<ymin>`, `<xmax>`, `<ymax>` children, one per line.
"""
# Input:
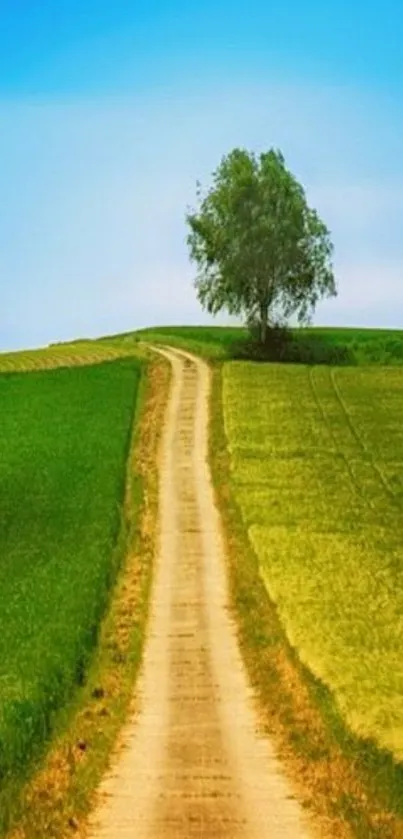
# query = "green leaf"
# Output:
<box><xmin>186</xmin><ymin>147</ymin><xmax>336</xmax><ymax>342</ymax></box>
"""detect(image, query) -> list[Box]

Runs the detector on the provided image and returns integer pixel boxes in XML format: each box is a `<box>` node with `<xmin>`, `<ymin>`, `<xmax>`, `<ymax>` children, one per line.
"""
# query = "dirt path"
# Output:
<box><xmin>88</xmin><ymin>348</ymin><xmax>314</xmax><ymax>839</ymax></box>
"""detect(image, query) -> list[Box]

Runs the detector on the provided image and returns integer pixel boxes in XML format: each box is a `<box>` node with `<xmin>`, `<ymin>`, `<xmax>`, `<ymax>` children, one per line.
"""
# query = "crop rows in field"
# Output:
<box><xmin>0</xmin><ymin>358</ymin><xmax>141</xmax><ymax>821</ymax></box>
<box><xmin>0</xmin><ymin>341</ymin><xmax>132</xmax><ymax>373</ymax></box>
<box><xmin>223</xmin><ymin>361</ymin><xmax>403</xmax><ymax>758</ymax></box>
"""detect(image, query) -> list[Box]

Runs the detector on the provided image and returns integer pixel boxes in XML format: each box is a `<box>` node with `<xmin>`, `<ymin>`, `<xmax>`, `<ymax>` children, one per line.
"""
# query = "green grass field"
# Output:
<box><xmin>125</xmin><ymin>324</ymin><xmax>403</xmax><ymax>366</ymax></box>
<box><xmin>0</xmin><ymin>357</ymin><xmax>141</xmax><ymax>809</ymax></box>
<box><xmin>111</xmin><ymin>325</ymin><xmax>242</xmax><ymax>358</ymax></box>
<box><xmin>222</xmin><ymin>361</ymin><xmax>403</xmax><ymax>759</ymax></box>
<box><xmin>0</xmin><ymin>340</ymin><xmax>132</xmax><ymax>373</ymax></box>
<box><xmin>3</xmin><ymin>323</ymin><xmax>403</xmax><ymax>834</ymax></box>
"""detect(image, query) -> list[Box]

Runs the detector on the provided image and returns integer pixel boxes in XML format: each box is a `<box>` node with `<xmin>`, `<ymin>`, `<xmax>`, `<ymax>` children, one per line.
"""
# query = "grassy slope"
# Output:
<box><xmin>113</xmin><ymin>325</ymin><xmax>241</xmax><ymax>359</ymax></box>
<box><xmin>0</xmin><ymin>358</ymin><xmax>141</xmax><ymax>827</ymax></box>
<box><xmin>128</xmin><ymin>328</ymin><xmax>403</xmax><ymax>750</ymax></box>
<box><xmin>0</xmin><ymin>341</ymin><xmax>133</xmax><ymax>373</ymax></box>
<box><xmin>126</xmin><ymin>324</ymin><xmax>403</xmax><ymax>365</ymax></box>
<box><xmin>5</xmin><ymin>354</ymin><xmax>169</xmax><ymax>839</ymax></box>
<box><xmin>127</xmin><ymin>325</ymin><xmax>403</xmax><ymax>835</ymax></box>
<box><xmin>5</xmin><ymin>324</ymin><xmax>403</xmax><ymax>835</ymax></box>
<box><xmin>223</xmin><ymin>363</ymin><xmax>403</xmax><ymax>758</ymax></box>
<box><xmin>210</xmin><ymin>365</ymin><xmax>403</xmax><ymax>838</ymax></box>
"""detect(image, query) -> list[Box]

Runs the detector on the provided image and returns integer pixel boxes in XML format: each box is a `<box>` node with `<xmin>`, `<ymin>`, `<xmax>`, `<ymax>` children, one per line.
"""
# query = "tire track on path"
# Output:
<box><xmin>88</xmin><ymin>347</ymin><xmax>314</xmax><ymax>839</ymax></box>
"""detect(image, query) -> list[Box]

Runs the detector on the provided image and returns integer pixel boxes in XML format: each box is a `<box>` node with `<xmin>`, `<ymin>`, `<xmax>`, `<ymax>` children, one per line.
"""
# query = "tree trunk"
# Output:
<box><xmin>259</xmin><ymin>303</ymin><xmax>268</xmax><ymax>344</ymax></box>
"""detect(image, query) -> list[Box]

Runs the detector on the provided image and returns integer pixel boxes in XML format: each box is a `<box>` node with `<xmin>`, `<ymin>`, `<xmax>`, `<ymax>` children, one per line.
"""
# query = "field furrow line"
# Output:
<box><xmin>330</xmin><ymin>368</ymin><xmax>398</xmax><ymax>502</ymax></box>
<box><xmin>308</xmin><ymin>367</ymin><xmax>374</xmax><ymax>510</ymax></box>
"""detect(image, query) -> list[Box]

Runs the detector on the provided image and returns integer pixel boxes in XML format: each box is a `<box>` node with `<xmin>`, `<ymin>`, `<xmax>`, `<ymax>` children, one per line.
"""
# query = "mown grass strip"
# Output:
<box><xmin>212</xmin><ymin>361</ymin><xmax>403</xmax><ymax>838</ymax></box>
<box><xmin>4</xmin><ymin>353</ymin><xmax>170</xmax><ymax>839</ymax></box>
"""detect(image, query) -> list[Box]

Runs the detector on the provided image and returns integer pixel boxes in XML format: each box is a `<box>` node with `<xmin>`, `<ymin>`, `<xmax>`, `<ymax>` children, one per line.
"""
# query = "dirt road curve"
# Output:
<box><xmin>89</xmin><ymin>348</ymin><xmax>314</xmax><ymax>839</ymax></box>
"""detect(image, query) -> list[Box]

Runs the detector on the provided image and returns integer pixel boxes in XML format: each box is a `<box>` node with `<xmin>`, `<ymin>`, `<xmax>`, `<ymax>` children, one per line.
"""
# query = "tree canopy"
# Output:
<box><xmin>186</xmin><ymin>148</ymin><xmax>336</xmax><ymax>343</ymax></box>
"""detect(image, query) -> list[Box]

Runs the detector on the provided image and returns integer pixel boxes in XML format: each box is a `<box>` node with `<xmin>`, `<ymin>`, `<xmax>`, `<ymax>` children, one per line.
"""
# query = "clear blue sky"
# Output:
<box><xmin>1</xmin><ymin>0</ymin><xmax>403</xmax><ymax>349</ymax></box>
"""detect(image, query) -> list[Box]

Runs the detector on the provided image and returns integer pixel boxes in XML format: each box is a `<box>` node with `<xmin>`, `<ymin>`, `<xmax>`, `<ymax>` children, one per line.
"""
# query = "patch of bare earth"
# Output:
<box><xmin>88</xmin><ymin>348</ymin><xmax>315</xmax><ymax>839</ymax></box>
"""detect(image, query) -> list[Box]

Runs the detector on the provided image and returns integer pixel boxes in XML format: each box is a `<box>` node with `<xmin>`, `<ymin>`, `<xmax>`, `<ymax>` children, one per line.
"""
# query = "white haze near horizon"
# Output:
<box><xmin>1</xmin><ymin>82</ymin><xmax>403</xmax><ymax>351</ymax></box>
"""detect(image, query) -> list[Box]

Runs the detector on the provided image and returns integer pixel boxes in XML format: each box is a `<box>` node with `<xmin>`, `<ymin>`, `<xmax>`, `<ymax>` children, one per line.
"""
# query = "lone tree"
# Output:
<box><xmin>186</xmin><ymin>148</ymin><xmax>336</xmax><ymax>344</ymax></box>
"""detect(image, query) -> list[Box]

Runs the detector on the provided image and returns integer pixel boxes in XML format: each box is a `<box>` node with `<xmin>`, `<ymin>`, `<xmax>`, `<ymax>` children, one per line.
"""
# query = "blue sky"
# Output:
<box><xmin>1</xmin><ymin>1</ymin><xmax>403</xmax><ymax>349</ymax></box>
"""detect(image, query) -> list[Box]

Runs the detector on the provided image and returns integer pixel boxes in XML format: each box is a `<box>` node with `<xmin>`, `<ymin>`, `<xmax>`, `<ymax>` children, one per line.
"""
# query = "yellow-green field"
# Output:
<box><xmin>0</xmin><ymin>340</ymin><xmax>131</xmax><ymax>373</ymax></box>
<box><xmin>223</xmin><ymin>361</ymin><xmax>403</xmax><ymax>758</ymax></box>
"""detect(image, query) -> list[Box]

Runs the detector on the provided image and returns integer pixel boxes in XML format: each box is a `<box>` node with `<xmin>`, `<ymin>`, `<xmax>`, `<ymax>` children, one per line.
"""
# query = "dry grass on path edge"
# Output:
<box><xmin>209</xmin><ymin>362</ymin><xmax>403</xmax><ymax>839</ymax></box>
<box><xmin>5</xmin><ymin>354</ymin><xmax>170</xmax><ymax>839</ymax></box>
